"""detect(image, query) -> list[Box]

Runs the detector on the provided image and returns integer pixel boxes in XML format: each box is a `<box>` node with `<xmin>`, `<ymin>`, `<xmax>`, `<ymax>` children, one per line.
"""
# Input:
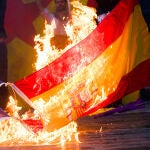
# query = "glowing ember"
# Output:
<box><xmin>0</xmin><ymin>0</ymin><xmax>97</xmax><ymax>146</ymax></box>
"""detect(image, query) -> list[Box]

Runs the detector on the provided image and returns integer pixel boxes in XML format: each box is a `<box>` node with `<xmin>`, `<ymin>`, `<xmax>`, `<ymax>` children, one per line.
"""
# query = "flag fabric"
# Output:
<box><xmin>6</xmin><ymin>0</ymin><xmax>150</xmax><ymax>131</ymax></box>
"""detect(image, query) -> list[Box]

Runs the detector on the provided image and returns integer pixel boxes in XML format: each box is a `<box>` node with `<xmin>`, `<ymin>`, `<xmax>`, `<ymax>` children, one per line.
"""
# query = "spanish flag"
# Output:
<box><xmin>6</xmin><ymin>0</ymin><xmax>150</xmax><ymax>132</ymax></box>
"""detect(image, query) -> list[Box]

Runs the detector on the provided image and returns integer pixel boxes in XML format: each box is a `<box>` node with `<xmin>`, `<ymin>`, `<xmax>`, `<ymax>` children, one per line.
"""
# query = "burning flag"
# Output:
<box><xmin>6</xmin><ymin>0</ymin><xmax>149</xmax><ymax>132</ymax></box>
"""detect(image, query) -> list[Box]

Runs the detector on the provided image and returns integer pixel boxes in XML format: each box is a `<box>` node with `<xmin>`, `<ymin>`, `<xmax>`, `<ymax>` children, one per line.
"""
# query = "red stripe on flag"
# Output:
<box><xmin>97</xmin><ymin>0</ymin><xmax>138</xmax><ymax>46</ymax></box>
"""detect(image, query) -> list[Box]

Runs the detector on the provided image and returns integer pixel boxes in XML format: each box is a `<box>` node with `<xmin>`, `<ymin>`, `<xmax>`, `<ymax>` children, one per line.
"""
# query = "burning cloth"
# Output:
<box><xmin>3</xmin><ymin>0</ymin><xmax>150</xmax><ymax>132</ymax></box>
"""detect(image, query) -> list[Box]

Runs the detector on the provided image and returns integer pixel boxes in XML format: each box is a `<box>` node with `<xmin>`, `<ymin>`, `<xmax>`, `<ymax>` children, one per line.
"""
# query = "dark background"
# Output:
<box><xmin>139</xmin><ymin>0</ymin><xmax>150</xmax><ymax>30</ymax></box>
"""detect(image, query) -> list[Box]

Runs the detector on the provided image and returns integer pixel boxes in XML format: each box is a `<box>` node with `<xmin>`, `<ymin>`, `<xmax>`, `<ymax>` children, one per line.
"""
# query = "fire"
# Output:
<box><xmin>0</xmin><ymin>0</ymin><xmax>97</xmax><ymax>146</ymax></box>
<box><xmin>0</xmin><ymin>118</ymin><xmax>79</xmax><ymax>146</ymax></box>
<box><xmin>34</xmin><ymin>0</ymin><xmax>97</xmax><ymax>70</ymax></box>
<box><xmin>0</xmin><ymin>96</ymin><xmax>79</xmax><ymax>146</ymax></box>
